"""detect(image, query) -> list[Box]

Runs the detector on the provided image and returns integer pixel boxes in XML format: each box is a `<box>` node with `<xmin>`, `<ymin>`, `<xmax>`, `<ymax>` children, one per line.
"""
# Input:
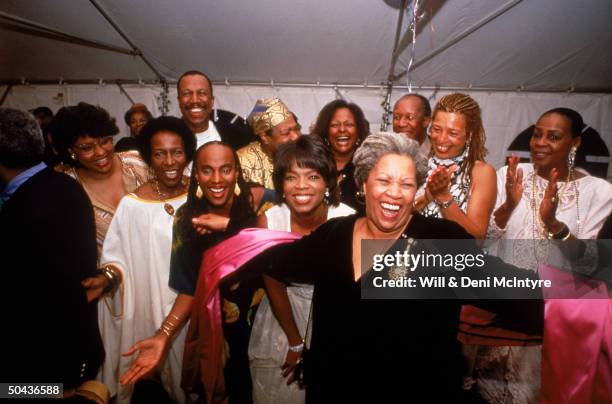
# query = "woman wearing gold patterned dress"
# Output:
<box><xmin>52</xmin><ymin>102</ymin><xmax>151</xmax><ymax>262</ymax></box>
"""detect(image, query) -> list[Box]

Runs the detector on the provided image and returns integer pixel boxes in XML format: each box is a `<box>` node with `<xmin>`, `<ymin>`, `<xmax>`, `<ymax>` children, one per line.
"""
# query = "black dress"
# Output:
<box><xmin>235</xmin><ymin>214</ymin><xmax>543</xmax><ymax>403</ymax></box>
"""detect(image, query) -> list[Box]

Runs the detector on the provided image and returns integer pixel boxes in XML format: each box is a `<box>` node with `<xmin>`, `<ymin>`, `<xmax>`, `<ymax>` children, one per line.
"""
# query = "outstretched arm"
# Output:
<box><xmin>120</xmin><ymin>293</ymin><xmax>193</xmax><ymax>385</ymax></box>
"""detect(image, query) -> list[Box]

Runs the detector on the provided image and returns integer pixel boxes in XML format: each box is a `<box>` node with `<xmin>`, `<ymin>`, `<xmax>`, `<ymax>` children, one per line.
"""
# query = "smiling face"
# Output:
<box><xmin>530</xmin><ymin>112</ymin><xmax>580</xmax><ymax>174</ymax></box>
<box><xmin>392</xmin><ymin>96</ymin><xmax>430</xmax><ymax>143</ymax></box>
<box><xmin>364</xmin><ymin>154</ymin><xmax>417</xmax><ymax>236</ymax></box>
<box><xmin>261</xmin><ymin>115</ymin><xmax>301</xmax><ymax>155</ymax></box>
<box><xmin>129</xmin><ymin>111</ymin><xmax>150</xmax><ymax>137</ymax></box>
<box><xmin>150</xmin><ymin>131</ymin><xmax>187</xmax><ymax>192</ymax></box>
<box><xmin>178</xmin><ymin>74</ymin><xmax>214</xmax><ymax>133</ymax></box>
<box><xmin>282</xmin><ymin>161</ymin><xmax>327</xmax><ymax>216</ymax></box>
<box><xmin>327</xmin><ymin>107</ymin><xmax>358</xmax><ymax>158</ymax></box>
<box><xmin>70</xmin><ymin>135</ymin><xmax>115</xmax><ymax>175</ymax></box>
<box><xmin>429</xmin><ymin>111</ymin><xmax>468</xmax><ymax>159</ymax></box>
<box><xmin>195</xmin><ymin>143</ymin><xmax>237</xmax><ymax>211</ymax></box>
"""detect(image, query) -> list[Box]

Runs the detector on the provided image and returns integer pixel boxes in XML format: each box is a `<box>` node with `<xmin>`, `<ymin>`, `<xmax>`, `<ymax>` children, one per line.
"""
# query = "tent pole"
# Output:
<box><xmin>0</xmin><ymin>80</ymin><xmax>609</xmax><ymax>94</ymax></box>
<box><xmin>0</xmin><ymin>85</ymin><xmax>13</xmax><ymax>106</ymax></box>
<box><xmin>116</xmin><ymin>82</ymin><xmax>135</xmax><ymax>105</ymax></box>
<box><xmin>88</xmin><ymin>0</ymin><xmax>165</xmax><ymax>83</ymax></box>
<box><xmin>0</xmin><ymin>11</ymin><xmax>136</xmax><ymax>55</ymax></box>
<box><xmin>412</xmin><ymin>0</ymin><xmax>523</xmax><ymax>70</ymax></box>
<box><xmin>381</xmin><ymin>0</ymin><xmax>408</xmax><ymax>131</ymax></box>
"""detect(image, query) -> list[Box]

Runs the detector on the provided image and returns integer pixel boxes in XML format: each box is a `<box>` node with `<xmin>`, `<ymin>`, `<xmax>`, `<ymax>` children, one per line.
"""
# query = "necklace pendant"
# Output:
<box><xmin>164</xmin><ymin>203</ymin><xmax>175</xmax><ymax>217</ymax></box>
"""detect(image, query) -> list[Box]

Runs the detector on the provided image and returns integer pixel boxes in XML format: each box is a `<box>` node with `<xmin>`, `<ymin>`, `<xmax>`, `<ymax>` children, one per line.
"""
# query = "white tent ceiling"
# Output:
<box><xmin>2</xmin><ymin>0</ymin><xmax>611</xmax><ymax>92</ymax></box>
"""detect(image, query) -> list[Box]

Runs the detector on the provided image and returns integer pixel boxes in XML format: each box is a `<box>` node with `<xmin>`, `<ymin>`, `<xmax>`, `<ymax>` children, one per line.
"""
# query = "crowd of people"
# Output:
<box><xmin>1</xmin><ymin>69</ymin><xmax>611</xmax><ymax>404</ymax></box>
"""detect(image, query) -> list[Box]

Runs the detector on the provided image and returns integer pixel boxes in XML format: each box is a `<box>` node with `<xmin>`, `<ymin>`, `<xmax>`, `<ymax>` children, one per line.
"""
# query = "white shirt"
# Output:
<box><xmin>195</xmin><ymin>121</ymin><xmax>222</xmax><ymax>149</ymax></box>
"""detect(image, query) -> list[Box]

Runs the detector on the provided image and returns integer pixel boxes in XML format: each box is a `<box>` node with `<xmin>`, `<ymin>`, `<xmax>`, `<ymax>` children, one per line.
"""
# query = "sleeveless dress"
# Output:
<box><xmin>248</xmin><ymin>203</ymin><xmax>354</xmax><ymax>404</ymax></box>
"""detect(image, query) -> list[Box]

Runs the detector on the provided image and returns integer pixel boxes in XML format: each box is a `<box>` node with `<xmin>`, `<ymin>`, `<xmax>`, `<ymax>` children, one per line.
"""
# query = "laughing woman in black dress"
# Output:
<box><xmin>234</xmin><ymin>132</ymin><xmax>543</xmax><ymax>403</ymax></box>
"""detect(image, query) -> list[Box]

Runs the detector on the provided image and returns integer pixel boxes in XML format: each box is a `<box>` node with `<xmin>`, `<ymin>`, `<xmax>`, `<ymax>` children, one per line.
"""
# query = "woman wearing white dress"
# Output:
<box><xmin>97</xmin><ymin>117</ymin><xmax>195</xmax><ymax>403</ymax></box>
<box><xmin>461</xmin><ymin>108</ymin><xmax>612</xmax><ymax>403</ymax></box>
<box><xmin>249</xmin><ymin>135</ymin><xmax>354</xmax><ymax>404</ymax></box>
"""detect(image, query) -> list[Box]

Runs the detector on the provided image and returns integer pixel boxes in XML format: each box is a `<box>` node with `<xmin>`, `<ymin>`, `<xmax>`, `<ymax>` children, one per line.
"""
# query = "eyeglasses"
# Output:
<box><xmin>329</xmin><ymin>121</ymin><xmax>356</xmax><ymax>130</ymax></box>
<box><xmin>73</xmin><ymin>136</ymin><xmax>114</xmax><ymax>154</ymax></box>
<box><xmin>276</xmin><ymin>124</ymin><xmax>302</xmax><ymax>137</ymax></box>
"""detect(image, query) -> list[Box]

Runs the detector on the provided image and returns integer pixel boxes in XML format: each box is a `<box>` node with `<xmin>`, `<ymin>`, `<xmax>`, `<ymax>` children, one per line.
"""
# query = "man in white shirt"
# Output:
<box><xmin>392</xmin><ymin>93</ymin><xmax>432</xmax><ymax>157</ymax></box>
<box><xmin>177</xmin><ymin>70</ymin><xmax>254</xmax><ymax>151</ymax></box>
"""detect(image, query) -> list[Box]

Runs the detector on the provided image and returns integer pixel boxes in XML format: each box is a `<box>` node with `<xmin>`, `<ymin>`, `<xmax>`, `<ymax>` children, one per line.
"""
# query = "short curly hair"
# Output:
<box><xmin>50</xmin><ymin>102</ymin><xmax>119</xmax><ymax>166</ymax></box>
<box><xmin>123</xmin><ymin>104</ymin><xmax>153</xmax><ymax>126</ymax></box>
<box><xmin>137</xmin><ymin>116</ymin><xmax>196</xmax><ymax>166</ymax></box>
<box><xmin>272</xmin><ymin>135</ymin><xmax>340</xmax><ymax>206</ymax></box>
<box><xmin>0</xmin><ymin>108</ymin><xmax>44</xmax><ymax>169</ymax></box>
<box><xmin>353</xmin><ymin>132</ymin><xmax>428</xmax><ymax>190</ymax></box>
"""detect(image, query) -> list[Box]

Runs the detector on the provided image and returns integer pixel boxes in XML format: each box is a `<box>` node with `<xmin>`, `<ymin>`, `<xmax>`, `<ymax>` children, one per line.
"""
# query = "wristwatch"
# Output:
<box><xmin>435</xmin><ymin>197</ymin><xmax>454</xmax><ymax>209</ymax></box>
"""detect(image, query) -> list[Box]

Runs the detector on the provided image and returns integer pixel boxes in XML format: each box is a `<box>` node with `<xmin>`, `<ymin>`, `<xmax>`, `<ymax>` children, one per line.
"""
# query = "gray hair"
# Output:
<box><xmin>353</xmin><ymin>131</ymin><xmax>428</xmax><ymax>190</ymax></box>
<box><xmin>0</xmin><ymin>108</ymin><xmax>44</xmax><ymax>169</ymax></box>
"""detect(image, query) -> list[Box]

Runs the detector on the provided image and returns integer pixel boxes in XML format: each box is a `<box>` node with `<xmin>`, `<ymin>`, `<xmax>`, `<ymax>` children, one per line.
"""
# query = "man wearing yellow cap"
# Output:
<box><xmin>238</xmin><ymin>98</ymin><xmax>301</xmax><ymax>188</ymax></box>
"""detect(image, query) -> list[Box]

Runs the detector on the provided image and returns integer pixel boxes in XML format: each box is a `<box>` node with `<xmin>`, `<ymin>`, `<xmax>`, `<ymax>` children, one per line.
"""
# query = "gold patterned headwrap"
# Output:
<box><xmin>247</xmin><ymin>98</ymin><xmax>292</xmax><ymax>134</ymax></box>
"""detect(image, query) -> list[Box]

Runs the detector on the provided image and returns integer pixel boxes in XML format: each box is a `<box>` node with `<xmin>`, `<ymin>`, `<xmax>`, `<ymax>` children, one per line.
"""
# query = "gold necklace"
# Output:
<box><xmin>151</xmin><ymin>178</ymin><xmax>187</xmax><ymax>217</ymax></box>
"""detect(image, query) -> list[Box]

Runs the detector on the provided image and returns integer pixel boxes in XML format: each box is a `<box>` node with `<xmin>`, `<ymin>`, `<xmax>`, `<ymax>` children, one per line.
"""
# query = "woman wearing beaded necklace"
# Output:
<box><xmin>96</xmin><ymin>117</ymin><xmax>194</xmax><ymax>403</ymax></box>
<box><xmin>413</xmin><ymin>93</ymin><xmax>496</xmax><ymax>239</ymax></box>
<box><xmin>461</xmin><ymin>108</ymin><xmax>612</xmax><ymax>403</ymax></box>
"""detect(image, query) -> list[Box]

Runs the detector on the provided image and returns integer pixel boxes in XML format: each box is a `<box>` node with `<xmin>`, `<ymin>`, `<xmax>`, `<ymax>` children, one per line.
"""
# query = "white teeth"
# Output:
<box><xmin>295</xmin><ymin>195</ymin><xmax>311</xmax><ymax>203</ymax></box>
<box><xmin>210</xmin><ymin>187</ymin><xmax>224</xmax><ymax>193</ymax></box>
<box><xmin>165</xmin><ymin>170</ymin><xmax>178</xmax><ymax>179</ymax></box>
<box><xmin>437</xmin><ymin>146</ymin><xmax>449</xmax><ymax>152</ymax></box>
<box><xmin>337</xmin><ymin>137</ymin><xmax>350</xmax><ymax>141</ymax></box>
<box><xmin>190</xmin><ymin>108</ymin><xmax>203</xmax><ymax>113</ymax></box>
<box><xmin>96</xmin><ymin>157</ymin><xmax>108</xmax><ymax>165</ymax></box>
<box><xmin>381</xmin><ymin>202</ymin><xmax>400</xmax><ymax>211</ymax></box>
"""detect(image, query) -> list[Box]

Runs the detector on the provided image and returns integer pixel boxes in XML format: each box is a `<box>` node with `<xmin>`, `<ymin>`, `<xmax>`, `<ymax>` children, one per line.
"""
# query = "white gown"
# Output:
<box><xmin>466</xmin><ymin>163</ymin><xmax>612</xmax><ymax>404</ymax></box>
<box><xmin>97</xmin><ymin>194</ymin><xmax>188</xmax><ymax>404</ymax></box>
<box><xmin>249</xmin><ymin>203</ymin><xmax>355</xmax><ymax>404</ymax></box>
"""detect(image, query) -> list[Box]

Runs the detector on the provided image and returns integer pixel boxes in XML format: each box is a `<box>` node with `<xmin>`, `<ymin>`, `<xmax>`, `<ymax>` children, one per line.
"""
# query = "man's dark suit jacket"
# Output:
<box><xmin>0</xmin><ymin>167</ymin><xmax>104</xmax><ymax>389</ymax></box>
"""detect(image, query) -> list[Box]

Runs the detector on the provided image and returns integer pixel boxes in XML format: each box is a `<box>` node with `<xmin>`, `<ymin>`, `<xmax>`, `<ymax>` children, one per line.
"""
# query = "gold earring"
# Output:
<box><xmin>195</xmin><ymin>184</ymin><xmax>203</xmax><ymax>198</ymax></box>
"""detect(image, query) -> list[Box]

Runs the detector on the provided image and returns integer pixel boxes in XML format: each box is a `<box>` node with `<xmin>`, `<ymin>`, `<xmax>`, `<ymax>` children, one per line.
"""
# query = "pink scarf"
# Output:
<box><xmin>539</xmin><ymin>263</ymin><xmax>612</xmax><ymax>404</ymax></box>
<box><xmin>181</xmin><ymin>228</ymin><xmax>300</xmax><ymax>403</ymax></box>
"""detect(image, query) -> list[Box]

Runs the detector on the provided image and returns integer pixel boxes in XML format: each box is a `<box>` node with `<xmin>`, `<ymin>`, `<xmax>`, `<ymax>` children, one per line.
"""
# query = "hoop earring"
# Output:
<box><xmin>568</xmin><ymin>146</ymin><xmax>577</xmax><ymax>171</ymax></box>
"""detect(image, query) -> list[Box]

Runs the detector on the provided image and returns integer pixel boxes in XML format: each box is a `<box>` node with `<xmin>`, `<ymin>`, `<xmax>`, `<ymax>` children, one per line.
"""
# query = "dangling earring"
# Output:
<box><xmin>355</xmin><ymin>190</ymin><xmax>365</xmax><ymax>205</ymax></box>
<box><xmin>323</xmin><ymin>188</ymin><xmax>330</xmax><ymax>205</ymax></box>
<box><xmin>568</xmin><ymin>146</ymin><xmax>577</xmax><ymax>171</ymax></box>
<box><xmin>464</xmin><ymin>138</ymin><xmax>471</xmax><ymax>157</ymax></box>
<box><xmin>70</xmin><ymin>152</ymin><xmax>77</xmax><ymax>161</ymax></box>
<box><xmin>195</xmin><ymin>183</ymin><xmax>203</xmax><ymax>198</ymax></box>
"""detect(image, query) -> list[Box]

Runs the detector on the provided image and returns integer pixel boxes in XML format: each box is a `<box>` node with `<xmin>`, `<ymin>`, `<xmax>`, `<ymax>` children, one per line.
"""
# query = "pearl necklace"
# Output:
<box><xmin>530</xmin><ymin>165</ymin><xmax>581</xmax><ymax>240</ymax></box>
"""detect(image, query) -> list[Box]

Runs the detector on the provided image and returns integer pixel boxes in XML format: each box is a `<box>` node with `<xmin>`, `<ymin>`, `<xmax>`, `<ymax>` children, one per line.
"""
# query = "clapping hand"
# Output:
<box><xmin>504</xmin><ymin>156</ymin><xmax>524</xmax><ymax>208</ymax></box>
<box><xmin>427</xmin><ymin>165</ymin><xmax>457</xmax><ymax>202</ymax></box>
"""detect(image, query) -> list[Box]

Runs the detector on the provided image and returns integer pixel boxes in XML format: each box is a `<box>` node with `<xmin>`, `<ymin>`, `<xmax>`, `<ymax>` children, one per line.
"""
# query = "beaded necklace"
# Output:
<box><xmin>529</xmin><ymin>165</ymin><xmax>581</xmax><ymax>265</ymax></box>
